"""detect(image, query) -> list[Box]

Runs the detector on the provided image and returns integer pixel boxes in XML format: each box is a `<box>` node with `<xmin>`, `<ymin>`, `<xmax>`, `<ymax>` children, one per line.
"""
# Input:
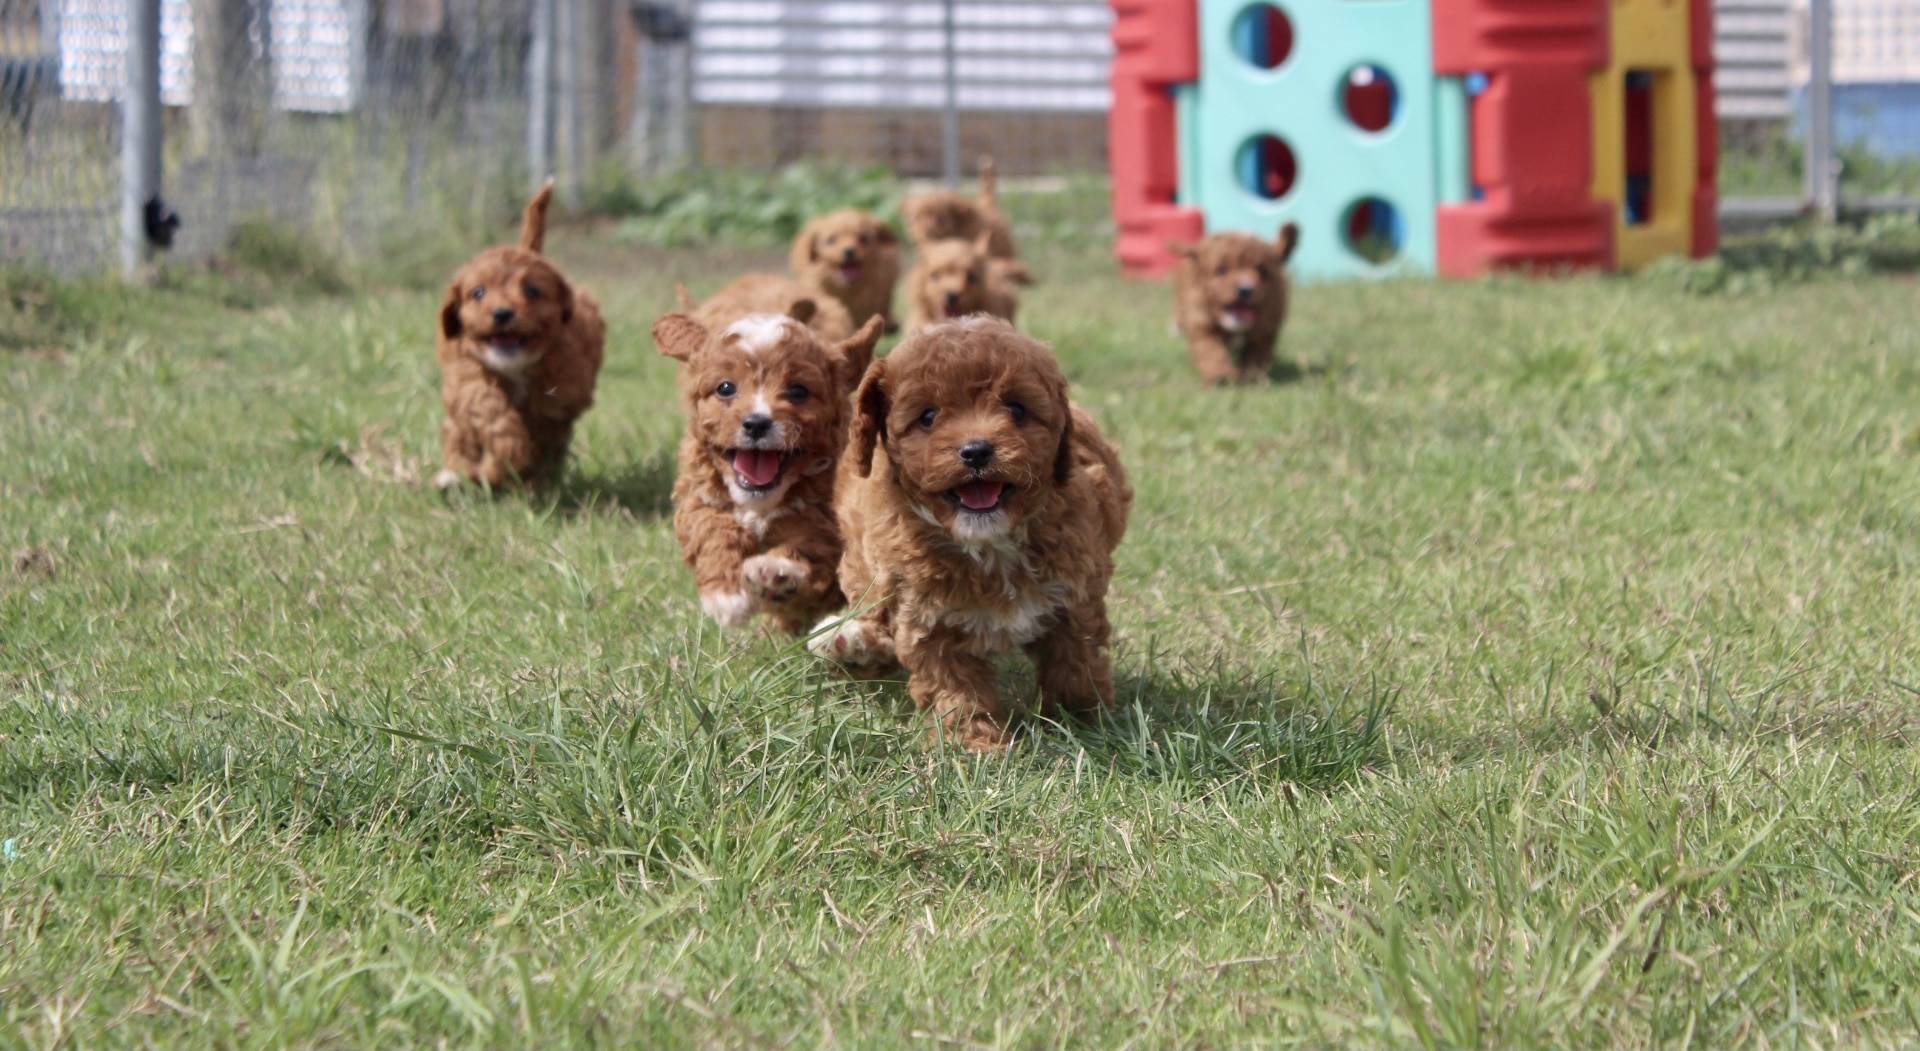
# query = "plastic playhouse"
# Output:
<box><xmin>1110</xmin><ymin>0</ymin><xmax>1718</xmax><ymax>279</ymax></box>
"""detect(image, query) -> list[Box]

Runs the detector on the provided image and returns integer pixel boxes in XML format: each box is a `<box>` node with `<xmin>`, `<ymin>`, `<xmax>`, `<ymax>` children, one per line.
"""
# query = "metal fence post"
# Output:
<box><xmin>941</xmin><ymin>0</ymin><xmax>960</xmax><ymax>187</ymax></box>
<box><xmin>1805</xmin><ymin>0</ymin><xmax>1837</xmax><ymax>221</ymax></box>
<box><xmin>120</xmin><ymin>0</ymin><xmax>163</xmax><ymax>280</ymax></box>
<box><xmin>528</xmin><ymin>0</ymin><xmax>555</xmax><ymax>193</ymax></box>
<box><xmin>557</xmin><ymin>0</ymin><xmax>583</xmax><ymax>208</ymax></box>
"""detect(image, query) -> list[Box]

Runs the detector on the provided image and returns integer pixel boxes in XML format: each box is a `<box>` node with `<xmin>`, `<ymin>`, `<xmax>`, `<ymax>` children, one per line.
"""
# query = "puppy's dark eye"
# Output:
<box><xmin>965</xmin><ymin>271</ymin><xmax>978</xmax><ymax>285</ymax></box>
<box><xmin>1005</xmin><ymin>401</ymin><xmax>1028</xmax><ymax>424</ymax></box>
<box><xmin>716</xmin><ymin>381</ymin><xmax>737</xmax><ymax>398</ymax></box>
<box><xmin>917</xmin><ymin>407</ymin><xmax>937</xmax><ymax>429</ymax></box>
<box><xmin>1254</xmin><ymin>264</ymin><xmax>1269</xmax><ymax>280</ymax></box>
<box><xmin>785</xmin><ymin>384</ymin><xmax>810</xmax><ymax>403</ymax></box>
<box><xmin>470</xmin><ymin>286</ymin><xmax>485</xmax><ymax>300</ymax></box>
<box><xmin>1214</xmin><ymin>264</ymin><xmax>1227</xmax><ymax>277</ymax></box>
<box><xmin>858</xmin><ymin>233</ymin><xmax>871</xmax><ymax>246</ymax></box>
<box><xmin>524</xmin><ymin>283</ymin><xmax>542</xmax><ymax>300</ymax></box>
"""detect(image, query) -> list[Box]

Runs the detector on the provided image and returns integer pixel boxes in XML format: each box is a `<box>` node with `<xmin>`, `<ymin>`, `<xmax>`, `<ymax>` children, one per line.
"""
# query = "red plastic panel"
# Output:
<box><xmin>1432</xmin><ymin>0</ymin><xmax>1613</xmax><ymax>274</ymax></box>
<box><xmin>1109</xmin><ymin>0</ymin><xmax>1203</xmax><ymax>276</ymax></box>
<box><xmin>1690</xmin><ymin>0</ymin><xmax>1718</xmax><ymax>258</ymax></box>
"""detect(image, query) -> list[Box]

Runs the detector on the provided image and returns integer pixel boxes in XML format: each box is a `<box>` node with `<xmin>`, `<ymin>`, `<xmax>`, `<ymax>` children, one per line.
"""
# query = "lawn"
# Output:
<box><xmin>4</xmin><ymin>212</ymin><xmax>1920</xmax><ymax>1047</ymax></box>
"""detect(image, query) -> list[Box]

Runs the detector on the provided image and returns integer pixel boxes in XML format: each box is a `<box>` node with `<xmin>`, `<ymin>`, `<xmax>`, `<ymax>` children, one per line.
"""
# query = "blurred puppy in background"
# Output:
<box><xmin>790</xmin><ymin>209</ymin><xmax>901</xmax><ymax>333</ymax></box>
<box><xmin>677</xmin><ymin>273</ymin><xmax>856</xmax><ymax>343</ymax></box>
<box><xmin>901</xmin><ymin>156</ymin><xmax>1018</xmax><ymax>260</ymax></box>
<box><xmin>434</xmin><ymin>180</ymin><xmax>605</xmax><ymax>489</ymax></box>
<box><xmin>1171</xmin><ymin>223</ymin><xmax>1299</xmax><ymax>385</ymax></box>
<box><xmin>903</xmin><ymin>232</ymin><xmax>1031</xmax><ymax>334</ymax></box>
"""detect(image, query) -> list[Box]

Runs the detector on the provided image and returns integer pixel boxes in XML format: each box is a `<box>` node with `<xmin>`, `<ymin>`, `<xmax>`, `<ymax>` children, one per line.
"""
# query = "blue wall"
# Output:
<box><xmin>1796</xmin><ymin>82</ymin><xmax>1920</xmax><ymax>158</ymax></box>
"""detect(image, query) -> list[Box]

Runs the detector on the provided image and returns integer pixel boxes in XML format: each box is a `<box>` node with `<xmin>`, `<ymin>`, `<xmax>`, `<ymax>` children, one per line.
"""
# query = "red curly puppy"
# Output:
<box><xmin>900</xmin><ymin>156</ymin><xmax>1019</xmax><ymax>259</ymax></box>
<box><xmin>434</xmin><ymin>181</ymin><xmax>605</xmax><ymax>489</ymax></box>
<box><xmin>903</xmin><ymin>232</ymin><xmax>1032</xmax><ymax>334</ymax></box>
<box><xmin>789</xmin><ymin>209</ymin><xmax>901</xmax><ymax>333</ymax></box>
<box><xmin>1171</xmin><ymin>224</ymin><xmax>1300</xmax><ymax>385</ymax></box>
<box><xmin>655</xmin><ymin>307</ymin><xmax>885</xmax><ymax>633</ymax></box>
<box><xmin>811</xmin><ymin>317</ymin><xmax>1132</xmax><ymax>752</ymax></box>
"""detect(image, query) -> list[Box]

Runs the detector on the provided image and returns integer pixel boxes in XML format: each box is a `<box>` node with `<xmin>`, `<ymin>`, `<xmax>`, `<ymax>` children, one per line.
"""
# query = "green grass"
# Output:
<box><xmin>6</xmin><ymin>211</ymin><xmax>1920</xmax><ymax>1047</ymax></box>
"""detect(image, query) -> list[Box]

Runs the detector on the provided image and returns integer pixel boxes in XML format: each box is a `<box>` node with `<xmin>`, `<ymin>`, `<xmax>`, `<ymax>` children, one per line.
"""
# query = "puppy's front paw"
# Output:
<box><xmin>742</xmin><ymin>554</ymin><xmax>807</xmax><ymax>604</ymax></box>
<box><xmin>700</xmin><ymin>590</ymin><xmax>754</xmax><ymax>628</ymax></box>
<box><xmin>807</xmin><ymin>614</ymin><xmax>894</xmax><ymax>668</ymax></box>
<box><xmin>932</xmin><ymin>709</ymin><xmax>1013</xmax><ymax>754</ymax></box>
<box><xmin>431</xmin><ymin>468</ymin><xmax>464</xmax><ymax>490</ymax></box>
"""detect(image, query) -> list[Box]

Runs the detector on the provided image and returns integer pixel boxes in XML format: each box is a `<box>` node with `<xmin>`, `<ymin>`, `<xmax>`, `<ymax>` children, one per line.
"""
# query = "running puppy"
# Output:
<box><xmin>789</xmin><ymin>209</ymin><xmax>901</xmax><ymax>333</ymax></box>
<box><xmin>655</xmin><ymin>307</ymin><xmax>885</xmax><ymax>633</ymax></box>
<box><xmin>812</xmin><ymin>317</ymin><xmax>1131</xmax><ymax>752</ymax></box>
<box><xmin>1171</xmin><ymin>224</ymin><xmax>1300</xmax><ymax>385</ymax></box>
<box><xmin>902</xmin><ymin>232</ymin><xmax>1032</xmax><ymax>334</ymax></box>
<box><xmin>434</xmin><ymin>181</ymin><xmax>605</xmax><ymax>489</ymax></box>
<box><xmin>900</xmin><ymin>156</ymin><xmax>1019</xmax><ymax>259</ymax></box>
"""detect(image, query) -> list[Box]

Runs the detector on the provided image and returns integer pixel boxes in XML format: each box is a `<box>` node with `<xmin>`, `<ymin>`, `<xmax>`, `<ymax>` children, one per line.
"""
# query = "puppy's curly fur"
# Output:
<box><xmin>655</xmin><ymin>307</ymin><xmax>885</xmax><ymax>634</ymax></box>
<box><xmin>903</xmin><ymin>233</ymin><xmax>1033</xmax><ymax>334</ymax></box>
<box><xmin>811</xmin><ymin>317</ymin><xmax>1132</xmax><ymax>752</ymax></box>
<box><xmin>678</xmin><ymin>273</ymin><xmax>856</xmax><ymax>344</ymax></box>
<box><xmin>434</xmin><ymin>181</ymin><xmax>606</xmax><ymax>489</ymax></box>
<box><xmin>900</xmin><ymin>156</ymin><xmax>1019</xmax><ymax>260</ymax></box>
<box><xmin>789</xmin><ymin>209</ymin><xmax>901</xmax><ymax>332</ymax></box>
<box><xmin>1171</xmin><ymin>224</ymin><xmax>1299</xmax><ymax>385</ymax></box>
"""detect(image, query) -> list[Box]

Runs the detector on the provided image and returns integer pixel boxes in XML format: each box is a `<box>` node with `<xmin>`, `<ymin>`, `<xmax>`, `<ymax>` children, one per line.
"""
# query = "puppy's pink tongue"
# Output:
<box><xmin>955</xmin><ymin>480</ymin><xmax>1004</xmax><ymax>510</ymax></box>
<box><xmin>1228</xmin><ymin>306</ymin><xmax>1255</xmax><ymax>325</ymax></box>
<box><xmin>733</xmin><ymin>449</ymin><xmax>784</xmax><ymax>487</ymax></box>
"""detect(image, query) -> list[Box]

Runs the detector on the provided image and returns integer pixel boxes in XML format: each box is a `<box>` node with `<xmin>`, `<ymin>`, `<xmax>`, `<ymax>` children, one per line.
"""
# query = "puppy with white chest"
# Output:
<box><xmin>789</xmin><ymin>209</ymin><xmax>901</xmax><ymax>333</ymax></box>
<box><xmin>903</xmin><ymin>232</ymin><xmax>1032</xmax><ymax>334</ymax></box>
<box><xmin>655</xmin><ymin>307</ymin><xmax>885</xmax><ymax>634</ymax></box>
<box><xmin>1171</xmin><ymin>224</ymin><xmax>1300</xmax><ymax>385</ymax></box>
<box><xmin>812</xmin><ymin>317</ymin><xmax>1132</xmax><ymax>752</ymax></box>
<box><xmin>434</xmin><ymin>181</ymin><xmax>606</xmax><ymax>489</ymax></box>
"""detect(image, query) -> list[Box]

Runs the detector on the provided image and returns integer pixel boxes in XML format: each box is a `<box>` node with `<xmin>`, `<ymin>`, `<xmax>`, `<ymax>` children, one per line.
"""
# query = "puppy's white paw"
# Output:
<box><xmin>431</xmin><ymin>468</ymin><xmax>464</xmax><ymax>490</ymax></box>
<box><xmin>700</xmin><ymin>590</ymin><xmax>754</xmax><ymax>628</ymax></box>
<box><xmin>807</xmin><ymin>614</ymin><xmax>893</xmax><ymax>666</ymax></box>
<box><xmin>742</xmin><ymin>555</ymin><xmax>807</xmax><ymax>604</ymax></box>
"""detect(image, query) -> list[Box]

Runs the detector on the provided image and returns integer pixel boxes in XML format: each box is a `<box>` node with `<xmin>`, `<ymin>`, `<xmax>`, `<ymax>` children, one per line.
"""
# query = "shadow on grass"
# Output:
<box><xmin>1261</xmin><ymin>358</ymin><xmax>1332</xmax><ymax>385</ymax></box>
<box><xmin>551</xmin><ymin>449</ymin><xmax>677</xmax><ymax>519</ymax></box>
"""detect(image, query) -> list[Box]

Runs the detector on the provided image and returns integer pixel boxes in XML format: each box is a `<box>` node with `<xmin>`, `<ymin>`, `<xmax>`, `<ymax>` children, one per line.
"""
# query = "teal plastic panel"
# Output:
<box><xmin>1175</xmin><ymin>83</ymin><xmax>1200</xmax><ymax>209</ymax></box>
<box><xmin>1189</xmin><ymin>0</ymin><xmax>1438</xmax><ymax>280</ymax></box>
<box><xmin>1435</xmin><ymin>76</ymin><xmax>1469</xmax><ymax>205</ymax></box>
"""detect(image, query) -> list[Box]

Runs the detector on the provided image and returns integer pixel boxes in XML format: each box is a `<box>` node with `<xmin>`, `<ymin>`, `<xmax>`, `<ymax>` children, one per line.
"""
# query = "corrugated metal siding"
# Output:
<box><xmin>1718</xmin><ymin>0</ymin><xmax>1794</xmax><ymax>118</ymax></box>
<box><xmin>692</xmin><ymin>1</ymin><xmax>1113</xmax><ymax>111</ymax></box>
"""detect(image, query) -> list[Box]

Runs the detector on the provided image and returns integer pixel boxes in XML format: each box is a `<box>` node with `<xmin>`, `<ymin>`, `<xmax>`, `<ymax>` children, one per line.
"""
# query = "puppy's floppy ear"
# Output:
<box><xmin>440</xmin><ymin>281</ymin><xmax>463</xmax><ymax>339</ymax></box>
<box><xmin>851</xmin><ymin>356</ymin><xmax>889</xmax><ymax>478</ymax></box>
<box><xmin>1276</xmin><ymin>221</ymin><xmax>1301</xmax><ymax>263</ymax></box>
<box><xmin>1052</xmin><ymin>384</ymin><xmax>1076</xmax><ymax>485</ymax></box>
<box><xmin>652</xmin><ymin>311</ymin><xmax>708</xmax><ymax>362</ymax></box>
<box><xmin>787</xmin><ymin>297</ymin><xmax>818</xmax><ymax>325</ymax></box>
<box><xmin>997</xmin><ymin>260</ymin><xmax>1034</xmax><ymax>286</ymax></box>
<box><xmin>557</xmin><ymin>277</ymin><xmax>575</xmax><ymax>323</ymax></box>
<box><xmin>1169</xmin><ymin>240</ymin><xmax>1200</xmax><ymax>260</ymax></box>
<box><xmin>831</xmin><ymin>315</ymin><xmax>885</xmax><ymax>394</ymax></box>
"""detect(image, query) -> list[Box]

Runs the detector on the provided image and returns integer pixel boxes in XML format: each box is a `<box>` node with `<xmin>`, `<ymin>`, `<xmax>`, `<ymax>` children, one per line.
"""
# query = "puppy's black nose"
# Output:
<box><xmin>492</xmin><ymin>306</ymin><xmax>515</xmax><ymax>325</ymax></box>
<box><xmin>944</xmin><ymin>291</ymin><xmax>961</xmax><ymax>306</ymax></box>
<box><xmin>841</xmin><ymin>248</ymin><xmax>858</xmax><ymax>264</ymax></box>
<box><xmin>958</xmin><ymin>440</ymin><xmax>994</xmax><ymax>469</ymax></box>
<box><xmin>1234</xmin><ymin>283</ymin><xmax>1255</xmax><ymax>302</ymax></box>
<box><xmin>742</xmin><ymin>414</ymin><xmax>772</xmax><ymax>440</ymax></box>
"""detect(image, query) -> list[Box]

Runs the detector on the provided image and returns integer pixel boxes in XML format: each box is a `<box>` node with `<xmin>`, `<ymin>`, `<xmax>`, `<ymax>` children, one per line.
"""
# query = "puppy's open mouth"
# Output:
<box><xmin>482</xmin><ymin>334</ymin><xmax>529</xmax><ymax>366</ymax></box>
<box><xmin>945</xmin><ymin>479</ymin><xmax>1007</xmax><ymax>513</ymax></box>
<box><xmin>837</xmin><ymin>262</ymin><xmax>863</xmax><ymax>283</ymax></box>
<box><xmin>730</xmin><ymin>448</ymin><xmax>796</xmax><ymax>493</ymax></box>
<box><xmin>1220</xmin><ymin>305</ymin><xmax>1257</xmax><ymax>331</ymax></box>
<box><xmin>942</xmin><ymin>302</ymin><xmax>966</xmax><ymax>318</ymax></box>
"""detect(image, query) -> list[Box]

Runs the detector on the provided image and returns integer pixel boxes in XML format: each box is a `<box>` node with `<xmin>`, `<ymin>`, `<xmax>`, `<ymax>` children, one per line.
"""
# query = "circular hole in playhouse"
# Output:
<box><xmin>1230</xmin><ymin>4</ymin><xmax>1294</xmax><ymax>70</ymax></box>
<box><xmin>1342</xmin><ymin>197</ymin><xmax>1403</xmax><ymax>264</ymax></box>
<box><xmin>1235</xmin><ymin>135</ymin><xmax>1298</xmax><ymax>200</ymax></box>
<box><xmin>1341</xmin><ymin>64</ymin><xmax>1399</xmax><ymax>132</ymax></box>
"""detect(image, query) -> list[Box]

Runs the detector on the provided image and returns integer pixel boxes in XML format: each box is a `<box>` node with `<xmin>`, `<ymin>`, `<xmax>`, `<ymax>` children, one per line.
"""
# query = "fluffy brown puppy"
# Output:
<box><xmin>811</xmin><ymin>317</ymin><xmax>1132</xmax><ymax>752</ymax></box>
<box><xmin>434</xmin><ymin>181</ymin><xmax>606</xmax><ymax>489</ymax></box>
<box><xmin>900</xmin><ymin>156</ymin><xmax>1018</xmax><ymax>259</ymax></box>
<box><xmin>1171</xmin><ymin>223</ymin><xmax>1300</xmax><ymax>385</ymax></box>
<box><xmin>656</xmin><ymin>308</ymin><xmax>885</xmax><ymax>634</ymax></box>
<box><xmin>903</xmin><ymin>232</ymin><xmax>1033</xmax><ymax>334</ymax></box>
<box><xmin>678</xmin><ymin>273</ymin><xmax>858</xmax><ymax>343</ymax></box>
<box><xmin>789</xmin><ymin>209</ymin><xmax>901</xmax><ymax>332</ymax></box>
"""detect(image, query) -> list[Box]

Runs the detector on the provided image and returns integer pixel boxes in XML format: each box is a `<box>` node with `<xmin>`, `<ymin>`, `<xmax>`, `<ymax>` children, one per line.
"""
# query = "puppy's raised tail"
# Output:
<box><xmin>978</xmin><ymin>156</ymin><xmax>998</xmax><ymax>206</ymax></box>
<box><xmin>520</xmin><ymin>178</ymin><xmax>555</xmax><ymax>253</ymax></box>
<box><xmin>674</xmin><ymin>283</ymin><xmax>697</xmax><ymax>312</ymax></box>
